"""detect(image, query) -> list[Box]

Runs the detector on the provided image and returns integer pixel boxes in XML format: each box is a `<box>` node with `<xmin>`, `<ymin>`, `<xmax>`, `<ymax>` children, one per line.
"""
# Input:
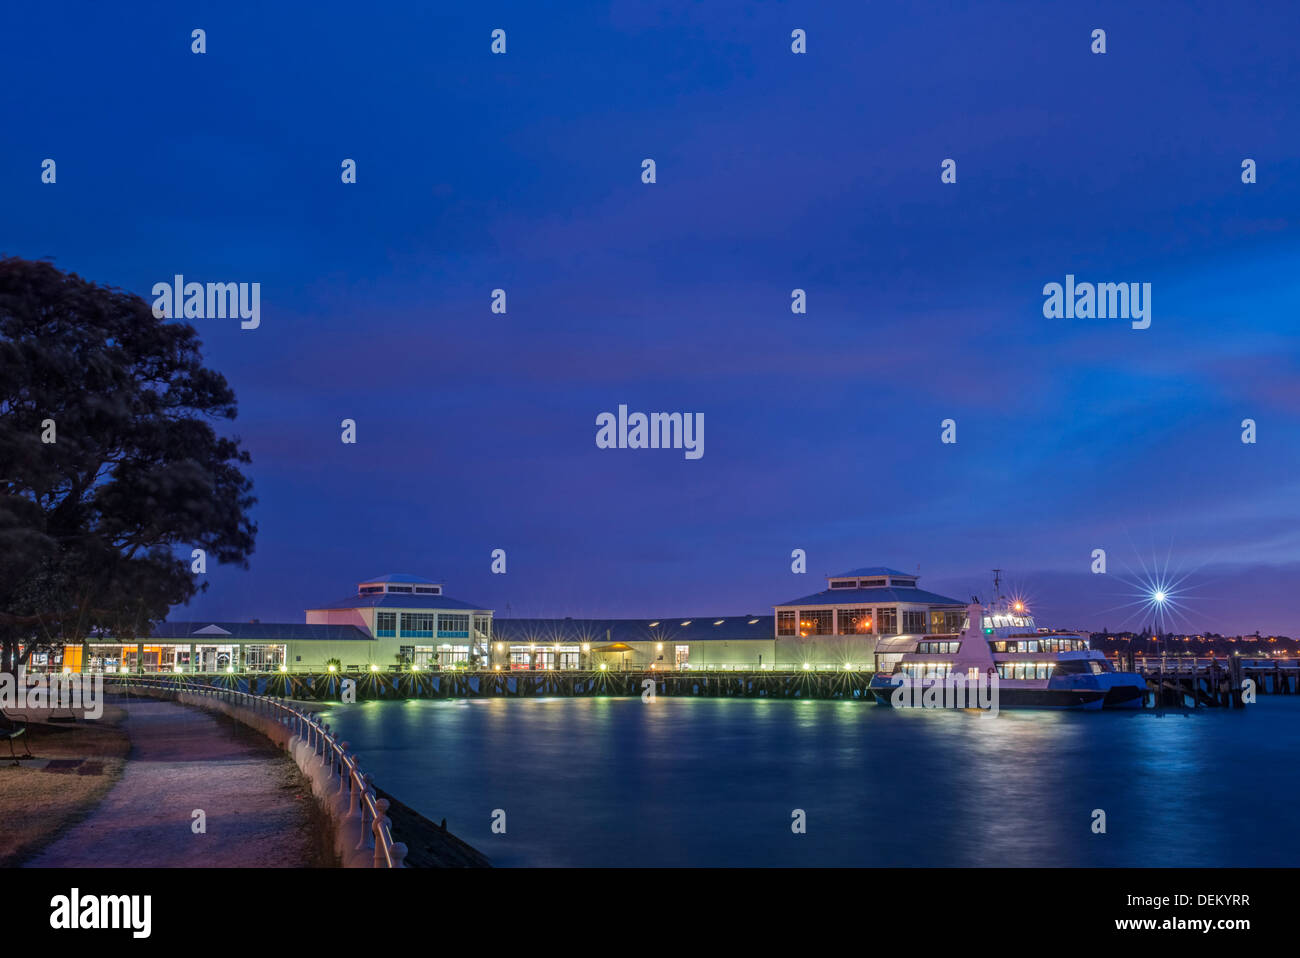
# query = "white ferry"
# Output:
<box><xmin>868</xmin><ymin>595</ymin><xmax>1146</xmax><ymax>710</ymax></box>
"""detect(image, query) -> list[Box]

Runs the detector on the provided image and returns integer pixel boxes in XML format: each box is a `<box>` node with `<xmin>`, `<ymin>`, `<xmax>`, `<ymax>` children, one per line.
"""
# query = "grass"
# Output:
<box><xmin>0</xmin><ymin>704</ymin><xmax>129</xmax><ymax>866</ymax></box>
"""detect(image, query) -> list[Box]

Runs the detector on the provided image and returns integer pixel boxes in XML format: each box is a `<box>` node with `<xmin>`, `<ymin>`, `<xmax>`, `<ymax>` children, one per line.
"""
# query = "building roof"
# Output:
<box><xmin>834</xmin><ymin>567</ymin><xmax>914</xmax><ymax>578</ymax></box>
<box><xmin>149</xmin><ymin>622</ymin><xmax>374</xmax><ymax>642</ymax></box>
<box><xmin>308</xmin><ymin>594</ymin><xmax>487</xmax><ymax>612</ymax></box>
<box><xmin>494</xmin><ymin>616</ymin><xmax>774</xmax><ymax>644</ymax></box>
<box><xmin>358</xmin><ymin>573</ymin><xmax>440</xmax><ymax>584</ymax></box>
<box><xmin>776</xmin><ymin>586</ymin><xmax>965</xmax><ymax>607</ymax></box>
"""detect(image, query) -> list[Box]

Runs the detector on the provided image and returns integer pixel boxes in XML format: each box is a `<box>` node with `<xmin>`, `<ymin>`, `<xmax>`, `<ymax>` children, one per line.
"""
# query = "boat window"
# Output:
<box><xmin>992</xmin><ymin>641</ymin><xmax>1007</xmax><ymax>653</ymax></box>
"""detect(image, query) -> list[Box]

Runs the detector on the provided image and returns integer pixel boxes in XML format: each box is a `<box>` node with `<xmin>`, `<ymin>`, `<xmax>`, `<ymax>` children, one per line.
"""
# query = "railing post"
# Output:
<box><xmin>354</xmin><ymin>774</ymin><xmax>376</xmax><ymax>863</ymax></box>
<box><xmin>372</xmin><ymin>799</ymin><xmax>391</xmax><ymax>867</ymax></box>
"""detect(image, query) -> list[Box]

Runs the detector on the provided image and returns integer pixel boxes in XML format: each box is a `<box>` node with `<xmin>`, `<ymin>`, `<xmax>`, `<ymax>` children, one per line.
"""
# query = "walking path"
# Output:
<box><xmin>25</xmin><ymin>698</ymin><xmax>324</xmax><ymax>867</ymax></box>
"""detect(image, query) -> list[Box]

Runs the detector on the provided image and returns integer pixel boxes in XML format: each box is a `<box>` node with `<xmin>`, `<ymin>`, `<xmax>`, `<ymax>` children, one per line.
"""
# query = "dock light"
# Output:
<box><xmin>802</xmin><ymin>662</ymin><xmax>811</xmax><ymax>671</ymax></box>
<box><xmin>327</xmin><ymin>664</ymin><xmax>337</xmax><ymax>673</ymax></box>
<box><xmin>370</xmin><ymin>664</ymin><xmax>379</xmax><ymax>672</ymax></box>
<box><xmin>173</xmin><ymin>665</ymin><xmax>181</xmax><ymax>674</ymax></box>
<box><xmin>656</xmin><ymin>643</ymin><xmax>663</xmax><ymax>651</ymax></box>
<box><xmin>599</xmin><ymin>663</ymin><xmax>608</xmax><ymax>671</ymax></box>
<box><xmin>494</xmin><ymin>664</ymin><xmax>500</xmax><ymax>671</ymax></box>
<box><xmin>119</xmin><ymin>666</ymin><xmax>128</xmax><ymax>674</ymax></box>
<box><xmin>279</xmin><ymin>664</ymin><xmax>287</xmax><ymax>673</ymax></box>
<box><xmin>1153</xmin><ymin>590</ymin><xmax>1167</xmax><ymax>604</ymax></box>
<box><xmin>495</xmin><ymin>643</ymin><xmax>502</xmax><ymax>652</ymax></box>
<box><xmin>845</xmin><ymin>663</ymin><xmax>855</xmax><ymax>671</ymax></box>
<box><xmin>582</xmin><ymin>643</ymin><xmax>589</xmax><ymax>652</ymax></box>
<box><xmin>63</xmin><ymin>666</ymin><xmax>72</xmax><ymax>675</ymax></box>
<box><xmin>1013</xmin><ymin>602</ymin><xmax>1024</xmax><ymax>612</ymax></box>
<box><xmin>411</xmin><ymin>664</ymin><xmax>420</xmax><ymax>672</ymax></box>
<box><xmin>226</xmin><ymin>666</ymin><xmax>234</xmax><ymax>674</ymax></box>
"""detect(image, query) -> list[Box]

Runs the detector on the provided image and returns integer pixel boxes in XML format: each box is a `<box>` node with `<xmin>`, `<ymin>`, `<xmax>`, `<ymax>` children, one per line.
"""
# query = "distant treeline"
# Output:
<box><xmin>1091</xmin><ymin>632</ymin><xmax>1298</xmax><ymax>658</ymax></box>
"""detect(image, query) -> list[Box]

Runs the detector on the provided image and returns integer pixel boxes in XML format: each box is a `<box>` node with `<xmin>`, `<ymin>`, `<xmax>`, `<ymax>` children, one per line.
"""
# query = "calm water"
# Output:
<box><xmin>317</xmin><ymin>696</ymin><xmax>1300</xmax><ymax>867</ymax></box>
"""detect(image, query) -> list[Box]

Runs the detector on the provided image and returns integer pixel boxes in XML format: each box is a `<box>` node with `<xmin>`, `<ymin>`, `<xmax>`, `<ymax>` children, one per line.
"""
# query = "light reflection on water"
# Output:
<box><xmin>317</xmin><ymin>696</ymin><xmax>1300</xmax><ymax>867</ymax></box>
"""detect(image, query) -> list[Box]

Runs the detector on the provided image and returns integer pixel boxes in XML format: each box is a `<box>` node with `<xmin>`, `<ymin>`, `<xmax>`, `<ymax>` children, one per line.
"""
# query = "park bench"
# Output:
<box><xmin>0</xmin><ymin>711</ymin><xmax>32</xmax><ymax>764</ymax></box>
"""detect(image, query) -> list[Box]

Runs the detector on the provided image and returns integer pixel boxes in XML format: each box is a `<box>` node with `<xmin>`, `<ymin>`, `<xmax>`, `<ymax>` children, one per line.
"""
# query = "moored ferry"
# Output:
<box><xmin>869</xmin><ymin>596</ymin><xmax>1146</xmax><ymax>710</ymax></box>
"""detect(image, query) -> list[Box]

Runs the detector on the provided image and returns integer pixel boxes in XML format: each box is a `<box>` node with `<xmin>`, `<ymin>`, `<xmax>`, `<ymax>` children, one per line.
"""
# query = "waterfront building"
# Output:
<box><xmin>57</xmin><ymin>574</ymin><xmax>494</xmax><ymax>674</ymax></box>
<box><xmin>491</xmin><ymin>616</ymin><xmax>775</xmax><ymax>671</ymax></box>
<box><xmin>773</xmin><ymin>568</ymin><xmax>968</xmax><ymax>671</ymax></box>
<box><xmin>38</xmin><ymin>565</ymin><xmax>967</xmax><ymax>674</ymax></box>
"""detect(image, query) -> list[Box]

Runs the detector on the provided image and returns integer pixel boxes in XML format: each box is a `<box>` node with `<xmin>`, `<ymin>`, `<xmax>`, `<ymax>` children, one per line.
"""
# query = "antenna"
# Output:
<box><xmin>992</xmin><ymin>568</ymin><xmax>1003</xmax><ymax>603</ymax></box>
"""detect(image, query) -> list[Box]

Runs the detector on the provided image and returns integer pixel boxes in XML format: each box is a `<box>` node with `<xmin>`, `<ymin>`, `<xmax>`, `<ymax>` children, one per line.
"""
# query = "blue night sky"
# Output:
<box><xmin>4</xmin><ymin>2</ymin><xmax>1298</xmax><ymax>634</ymax></box>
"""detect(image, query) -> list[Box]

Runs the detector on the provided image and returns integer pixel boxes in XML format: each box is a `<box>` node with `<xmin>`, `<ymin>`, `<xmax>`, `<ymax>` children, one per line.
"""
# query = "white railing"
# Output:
<box><xmin>108</xmin><ymin>676</ymin><xmax>405</xmax><ymax>868</ymax></box>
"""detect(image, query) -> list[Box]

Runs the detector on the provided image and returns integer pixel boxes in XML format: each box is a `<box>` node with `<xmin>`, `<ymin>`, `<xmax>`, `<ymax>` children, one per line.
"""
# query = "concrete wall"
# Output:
<box><xmin>305</xmin><ymin>608</ymin><xmax>373</xmax><ymax>630</ymax></box>
<box><xmin>589</xmin><ymin>639</ymin><xmax>776</xmax><ymax>670</ymax></box>
<box><xmin>775</xmin><ymin>635</ymin><xmax>881</xmax><ymax>670</ymax></box>
<box><xmin>285</xmin><ymin>638</ymin><xmax>395</xmax><ymax>670</ymax></box>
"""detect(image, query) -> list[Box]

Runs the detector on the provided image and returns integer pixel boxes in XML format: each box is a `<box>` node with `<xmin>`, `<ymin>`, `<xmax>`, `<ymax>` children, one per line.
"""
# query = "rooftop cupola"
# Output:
<box><xmin>826</xmin><ymin>566</ymin><xmax>920</xmax><ymax>591</ymax></box>
<box><xmin>356</xmin><ymin>573</ymin><xmax>443</xmax><ymax>597</ymax></box>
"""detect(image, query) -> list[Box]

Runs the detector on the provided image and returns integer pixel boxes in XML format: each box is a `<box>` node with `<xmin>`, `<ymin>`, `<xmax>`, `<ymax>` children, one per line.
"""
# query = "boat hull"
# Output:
<box><xmin>869</xmin><ymin>677</ymin><xmax>1106</xmax><ymax>710</ymax></box>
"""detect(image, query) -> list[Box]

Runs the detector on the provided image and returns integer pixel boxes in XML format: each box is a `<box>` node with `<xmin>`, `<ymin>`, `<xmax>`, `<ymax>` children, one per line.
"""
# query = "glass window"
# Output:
<box><xmin>376</xmin><ymin>612</ymin><xmax>396</xmax><ymax>637</ymax></box>
<box><xmin>400</xmin><ymin>613</ymin><xmax>434</xmax><ymax>637</ymax></box>
<box><xmin>243</xmin><ymin>644</ymin><xmax>285</xmax><ymax>671</ymax></box>
<box><xmin>876</xmin><ymin>608</ymin><xmax>898</xmax><ymax>634</ymax></box>
<box><xmin>902</xmin><ymin>610</ymin><xmax>927</xmax><ymax>634</ymax></box>
<box><xmin>799</xmin><ymin>610</ymin><xmax>834</xmax><ymax>636</ymax></box>
<box><xmin>837</xmin><ymin>608</ymin><xmax>871</xmax><ymax>634</ymax></box>
<box><xmin>777</xmin><ymin>610</ymin><xmax>797</xmax><ymax>636</ymax></box>
<box><xmin>437</xmin><ymin>614</ymin><xmax>470</xmax><ymax>637</ymax></box>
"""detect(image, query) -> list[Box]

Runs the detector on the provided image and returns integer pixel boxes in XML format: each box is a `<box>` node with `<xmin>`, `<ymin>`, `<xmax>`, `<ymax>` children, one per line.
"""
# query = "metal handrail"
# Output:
<box><xmin>1132</xmin><ymin>656</ymin><xmax>1298</xmax><ymax>670</ymax></box>
<box><xmin>106</xmin><ymin>675</ymin><xmax>402</xmax><ymax>868</ymax></box>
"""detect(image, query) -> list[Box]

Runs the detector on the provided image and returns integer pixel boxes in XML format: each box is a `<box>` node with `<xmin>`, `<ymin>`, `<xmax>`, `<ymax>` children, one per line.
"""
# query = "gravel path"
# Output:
<box><xmin>25</xmin><ymin>698</ymin><xmax>324</xmax><ymax>867</ymax></box>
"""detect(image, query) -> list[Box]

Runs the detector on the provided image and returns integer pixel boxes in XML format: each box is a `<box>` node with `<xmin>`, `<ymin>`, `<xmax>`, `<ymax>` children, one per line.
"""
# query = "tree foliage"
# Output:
<box><xmin>0</xmin><ymin>257</ymin><xmax>256</xmax><ymax>671</ymax></box>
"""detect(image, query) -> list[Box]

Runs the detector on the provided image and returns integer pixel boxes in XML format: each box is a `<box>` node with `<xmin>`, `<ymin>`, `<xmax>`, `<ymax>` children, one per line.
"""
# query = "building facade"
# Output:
<box><xmin>41</xmin><ymin>565</ymin><xmax>967</xmax><ymax>674</ymax></box>
<box><xmin>773</xmin><ymin>567</ymin><xmax>968</xmax><ymax>670</ymax></box>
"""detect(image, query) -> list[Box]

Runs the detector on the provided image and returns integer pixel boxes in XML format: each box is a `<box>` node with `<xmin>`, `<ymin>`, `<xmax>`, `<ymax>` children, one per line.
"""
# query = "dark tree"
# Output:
<box><xmin>0</xmin><ymin>257</ymin><xmax>256</xmax><ymax>673</ymax></box>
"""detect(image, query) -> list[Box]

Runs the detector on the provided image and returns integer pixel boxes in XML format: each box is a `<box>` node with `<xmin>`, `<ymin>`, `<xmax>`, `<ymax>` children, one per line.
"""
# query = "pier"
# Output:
<box><xmin>91</xmin><ymin>658</ymin><xmax>1300</xmax><ymax>707</ymax></box>
<box><xmin>111</xmin><ymin>668</ymin><xmax>879</xmax><ymax>702</ymax></box>
<box><xmin>1124</xmin><ymin>655</ymin><xmax>1298</xmax><ymax>708</ymax></box>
